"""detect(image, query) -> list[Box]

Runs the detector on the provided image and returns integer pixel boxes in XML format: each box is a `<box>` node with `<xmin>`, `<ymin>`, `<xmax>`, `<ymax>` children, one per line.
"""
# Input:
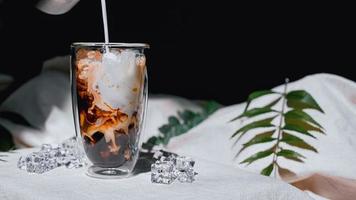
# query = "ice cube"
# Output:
<box><xmin>17</xmin><ymin>137</ymin><xmax>85</xmax><ymax>174</ymax></box>
<box><xmin>175</xmin><ymin>168</ymin><xmax>197</xmax><ymax>183</ymax></box>
<box><xmin>151</xmin><ymin>160</ymin><xmax>175</xmax><ymax>184</ymax></box>
<box><xmin>17</xmin><ymin>156</ymin><xmax>26</xmax><ymax>170</ymax></box>
<box><xmin>153</xmin><ymin>151</ymin><xmax>163</xmax><ymax>160</ymax></box>
<box><xmin>174</xmin><ymin>156</ymin><xmax>195</xmax><ymax>170</ymax></box>
<box><xmin>151</xmin><ymin>154</ymin><xmax>198</xmax><ymax>184</ymax></box>
<box><xmin>41</xmin><ymin>144</ymin><xmax>52</xmax><ymax>151</ymax></box>
<box><xmin>24</xmin><ymin>152</ymin><xmax>47</xmax><ymax>174</ymax></box>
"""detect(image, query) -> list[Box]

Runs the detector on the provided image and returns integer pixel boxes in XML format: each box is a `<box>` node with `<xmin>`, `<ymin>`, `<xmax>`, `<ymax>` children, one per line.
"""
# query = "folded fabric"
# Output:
<box><xmin>167</xmin><ymin>73</ymin><xmax>356</xmax><ymax>179</ymax></box>
<box><xmin>166</xmin><ymin>73</ymin><xmax>356</xmax><ymax>199</ymax></box>
<box><xmin>0</xmin><ymin>148</ymin><xmax>311</xmax><ymax>200</ymax></box>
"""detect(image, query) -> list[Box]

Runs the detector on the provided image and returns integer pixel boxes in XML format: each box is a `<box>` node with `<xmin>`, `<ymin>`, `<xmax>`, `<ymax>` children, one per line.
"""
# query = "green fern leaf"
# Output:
<box><xmin>285</xmin><ymin>118</ymin><xmax>324</xmax><ymax>134</ymax></box>
<box><xmin>231</xmin><ymin>107</ymin><xmax>277</xmax><ymax>121</ymax></box>
<box><xmin>261</xmin><ymin>163</ymin><xmax>274</xmax><ymax>176</ymax></box>
<box><xmin>231</xmin><ymin>116</ymin><xmax>277</xmax><ymax>140</ymax></box>
<box><xmin>243</xmin><ymin>90</ymin><xmax>277</xmax><ymax>112</ymax></box>
<box><xmin>277</xmin><ymin>149</ymin><xmax>305</xmax><ymax>163</ymax></box>
<box><xmin>283</xmin><ymin>124</ymin><xmax>316</xmax><ymax>138</ymax></box>
<box><xmin>235</xmin><ymin>130</ymin><xmax>276</xmax><ymax>157</ymax></box>
<box><xmin>264</xmin><ymin>97</ymin><xmax>282</xmax><ymax>108</ymax></box>
<box><xmin>240</xmin><ymin>148</ymin><xmax>274</xmax><ymax>165</ymax></box>
<box><xmin>284</xmin><ymin>109</ymin><xmax>323</xmax><ymax>129</ymax></box>
<box><xmin>286</xmin><ymin>90</ymin><xmax>324</xmax><ymax>113</ymax></box>
<box><xmin>231</xmin><ymin>81</ymin><xmax>324</xmax><ymax>177</ymax></box>
<box><xmin>281</xmin><ymin>132</ymin><xmax>317</xmax><ymax>152</ymax></box>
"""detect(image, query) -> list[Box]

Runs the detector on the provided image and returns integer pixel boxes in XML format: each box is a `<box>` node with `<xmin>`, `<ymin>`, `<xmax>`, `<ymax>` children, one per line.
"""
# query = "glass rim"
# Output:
<box><xmin>71</xmin><ymin>42</ymin><xmax>149</xmax><ymax>48</ymax></box>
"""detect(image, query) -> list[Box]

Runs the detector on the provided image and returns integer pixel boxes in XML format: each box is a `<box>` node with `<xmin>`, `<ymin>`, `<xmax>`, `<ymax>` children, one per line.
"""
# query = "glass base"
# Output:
<box><xmin>86</xmin><ymin>166</ymin><xmax>131</xmax><ymax>179</ymax></box>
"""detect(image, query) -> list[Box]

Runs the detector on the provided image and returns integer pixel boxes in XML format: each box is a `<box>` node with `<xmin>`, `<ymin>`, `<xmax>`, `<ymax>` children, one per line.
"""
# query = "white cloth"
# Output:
<box><xmin>0</xmin><ymin>57</ymin><xmax>355</xmax><ymax>199</ymax></box>
<box><xmin>167</xmin><ymin>73</ymin><xmax>356</xmax><ymax>181</ymax></box>
<box><xmin>0</xmin><ymin>149</ymin><xmax>311</xmax><ymax>200</ymax></box>
<box><xmin>0</xmin><ymin>64</ymin><xmax>310</xmax><ymax>199</ymax></box>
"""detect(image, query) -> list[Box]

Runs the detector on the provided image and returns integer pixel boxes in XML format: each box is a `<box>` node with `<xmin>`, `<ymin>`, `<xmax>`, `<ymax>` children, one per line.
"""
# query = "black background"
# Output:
<box><xmin>0</xmin><ymin>0</ymin><xmax>354</xmax><ymax>105</ymax></box>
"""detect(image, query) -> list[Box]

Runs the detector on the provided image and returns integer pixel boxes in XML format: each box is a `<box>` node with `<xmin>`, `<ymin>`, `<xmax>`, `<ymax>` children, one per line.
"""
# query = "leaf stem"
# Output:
<box><xmin>272</xmin><ymin>78</ymin><xmax>289</xmax><ymax>178</ymax></box>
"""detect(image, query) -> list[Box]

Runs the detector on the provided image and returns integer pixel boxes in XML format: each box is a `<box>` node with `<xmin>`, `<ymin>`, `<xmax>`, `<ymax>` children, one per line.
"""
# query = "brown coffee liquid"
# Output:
<box><xmin>75</xmin><ymin>48</ymin><xmax>144</xmax><ymax>168</ymax></box>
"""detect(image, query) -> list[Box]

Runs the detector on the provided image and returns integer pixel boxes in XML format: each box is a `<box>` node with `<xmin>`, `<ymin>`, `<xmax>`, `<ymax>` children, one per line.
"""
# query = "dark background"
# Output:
<box><xmin>0</xmin><ymin>0</ymin><xmax>354</xmax><ymax>105</ymax></box>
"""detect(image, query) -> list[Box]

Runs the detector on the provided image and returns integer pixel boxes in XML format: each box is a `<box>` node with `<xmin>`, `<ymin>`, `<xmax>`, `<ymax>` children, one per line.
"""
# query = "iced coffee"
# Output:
<box><xmin>71</xmin><ymin>43</ymin><xmax>148</xmax><ymax>178</ymax></box>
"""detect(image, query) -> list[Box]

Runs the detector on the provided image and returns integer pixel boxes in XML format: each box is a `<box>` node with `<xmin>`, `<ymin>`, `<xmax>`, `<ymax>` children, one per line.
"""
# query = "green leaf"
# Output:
<box><xmin>248</xmin><ymin>90</ymin><xmax>276</xmax><ymax>102</ymax></box>
<box><xmin>178</xmin><ymin>110</ymin><xmax>198</xmax><ymax>124</ymax></box>
<box><xmin>285</xmin><ymin>118</ymin><xmax>324</xmax><ymax>134</ymax></box>
<box><xmin>240</xmin><ymin>149</ymin><xmax>274</xmax><ymax>165</ymax></box>
<box><xmin>168</xmin><ymin>116</ymin><xmax>180</xmax><ymax>126</ymax></box>
<box><xmin>232</xmin><ymin>88</ymin><xmax>324</xmax><ymax>176</ymax></box>
<box><xmin>200</xmin><ymin>100</ymin><xmax>221</xmax><ymax>115</ymax></box>
<box><xmin>235</xmin><ymin>130</ymin><xmax>276</xmax><ymax>157</ymax></box>
<box><xmin>260</xmin><ymin>163</ymin><xmax>274</xmax><ymax>176</ymax></box>
<box><xmin>162</xmin><ymin>129</ymin><xmax>176</xmax><ymax>145</ymax></box>
<box><xmin>264</xmin><ymin>97</ymin><xmax>281</xmax><ymax>108</ymax></box>
<box><xmin>159</xmin><ymin>124</ymin><xmax>171</xmax><ymax>134</ymax></box>
<box><xmin>244</xmin><ymin>90</ymin><xmax>277</xmax><ymax>112</ymax></box>
<box><xmin>286</xmin><ymin>90</ymin><xmax>324</xmax><ymax>113</ymax></box>
<box><xmin>142</xmin><ymin>100</ymin><xmax>220</xmax><ymax>151</ymax></box>
<box><xmin>231</xmin><ymin>116</ymin><xmax>277</xmax><ymax>140</ymax></box>
<box><xmin>283</xmin><ymin>124</ymin><xmax>316</xmax><ymax>139</ymax></box>
<box><xmin>231</xmin><ymin>97</ymin><xmax>281</xmax><ymax>122</ymax></box>
<box><xmin>141</xmin><ymin>136</ymin><xmax>161</xmax><ymax>150</ymax></box>
<box><xmin>281</xmin><ymin>132</ymin><xmax>318</xmax><ymax>153</ymax></box>
<box><xmin>243</xmin><ymin>130</ymin><xmax>276</xmax><ymax>147</ymax></box>
<box><xmin>231</xmin><ymin>107</ymin><xmax>276</xmax><ymax>121</ymax></box>
<box><xmin>277</xmin><ymin>149</ymin><xmax>305</xmax><ymax>163</ymax></box>
<box><xmin>284</xmin><ymin>109</ymin><xmax>323</xmax><ymax>129</ymax></box>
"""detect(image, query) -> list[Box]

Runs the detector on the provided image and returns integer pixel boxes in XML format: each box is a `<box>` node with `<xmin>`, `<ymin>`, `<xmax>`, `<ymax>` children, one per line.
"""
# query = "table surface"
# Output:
<box><xmin>0</xmin><ymin>148</ymin><xmax>311</xmax><ymax>200</ymax></box>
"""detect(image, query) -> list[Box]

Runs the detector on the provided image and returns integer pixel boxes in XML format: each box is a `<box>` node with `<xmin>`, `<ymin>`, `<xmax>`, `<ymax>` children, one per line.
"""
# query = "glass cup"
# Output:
<box><xmin>70</xmin><ymin>43</ymin><xmax>149</xmax><ymax>178</ymax></box>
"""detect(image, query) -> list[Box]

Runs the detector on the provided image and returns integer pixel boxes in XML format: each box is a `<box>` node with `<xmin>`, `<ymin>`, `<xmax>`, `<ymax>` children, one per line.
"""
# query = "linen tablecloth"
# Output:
<box><xmin>0</xmin><ymin>149</ymin><xmax>311</xmax><ymax>200</ymax></box>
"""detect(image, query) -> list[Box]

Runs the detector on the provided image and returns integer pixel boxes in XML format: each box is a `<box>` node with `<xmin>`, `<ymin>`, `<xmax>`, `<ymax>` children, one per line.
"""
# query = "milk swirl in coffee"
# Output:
<box><xmin>74</xmin><ymin>47</ymin><xmax>146</xmax><ymax>168</ymax></box>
